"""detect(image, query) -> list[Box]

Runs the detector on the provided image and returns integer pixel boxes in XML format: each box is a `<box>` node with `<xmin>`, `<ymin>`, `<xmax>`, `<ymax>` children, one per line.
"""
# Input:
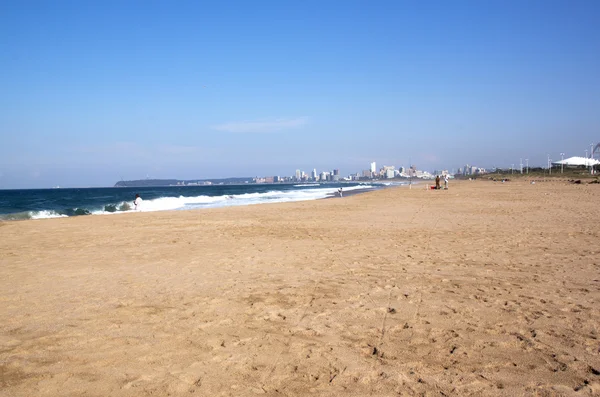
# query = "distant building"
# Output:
<box><xmin>295</xmin><ymin>169</ymin><xmax>301</xmax><ymax>180</ymax></box>
<box><xmin>333</xmin><ymin>169</ymin><xmax>339</xmax><ymax>176</ymax></box>
<box><xmin>311</xmin><ymin>169</ymin><xmax>317</xmax><ymax>180</ymax></box>
<box><xmin>381</xmin><ymin>165</ymin><xmax>395</xmax><ymax>177</ymax></box>
<box><xmin>386</xmin><ymin>169</ymin><xmax>395</xmax><ymax>179</ymax></box>
<box><xmin>409</xmin><ymin>165</ymin><xmax>417</xmax><ymax>178</ymax></box>
<box><xmin>370</xmin><ymin>162</ymin><xmax>376</xmax><ymax>174</ymax></box>
<box><xmin>362</xmin><ymin>170</ymin><xmax>372</xmax><ymax>178</ymax></box>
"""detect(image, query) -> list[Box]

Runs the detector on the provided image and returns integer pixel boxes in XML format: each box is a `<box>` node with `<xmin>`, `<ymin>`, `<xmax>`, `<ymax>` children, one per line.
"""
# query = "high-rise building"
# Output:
<box><xmin>311</xmin><ymin>169</ymin><xmax>317</xmax><ymax>180</ymax></box>
<box><xmin>295</xmin><ymin>169</ymin><xmax>301</xmax><ymax>180</ymax></box>
<box><xmin>333</xmin><ymin>169</ymin><xmax>339</xmax><ymax>176</ymax></box>
<box><xmin>409</xmin><ymin>165</ymin><xmax>417</xmax><ymax>177</ymax></box>
<box><xmin>370</xmin><ymin>162</ymin><xmax>376</xmax><ymax>174</ymax></box>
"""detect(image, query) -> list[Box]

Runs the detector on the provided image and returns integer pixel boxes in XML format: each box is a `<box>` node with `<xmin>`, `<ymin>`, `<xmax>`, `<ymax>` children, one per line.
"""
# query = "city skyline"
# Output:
<box><xmin>1</xmin><ymin>145</ymin><xmax>598</xmax><ymax>189</ymax></box>
<box><xmin>1</xmin><ymin>1</ymin><xmax>599</xmax><ymax>189</ymax></box>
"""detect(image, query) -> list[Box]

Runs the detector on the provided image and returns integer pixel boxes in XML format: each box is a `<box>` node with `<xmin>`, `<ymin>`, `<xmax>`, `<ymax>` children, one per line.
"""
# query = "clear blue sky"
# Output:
<box><xmin>1</xmin><ymin>0</ymin><xmax>599</xmax><ymax>188</ymax></box>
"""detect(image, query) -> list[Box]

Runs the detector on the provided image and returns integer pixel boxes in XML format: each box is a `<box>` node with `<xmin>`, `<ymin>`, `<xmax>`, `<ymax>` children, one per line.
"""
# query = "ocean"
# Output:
<box><xmin>0</xmin><ymin>182</ymin><xmax>399</xmax><ymax>221</ymax></box>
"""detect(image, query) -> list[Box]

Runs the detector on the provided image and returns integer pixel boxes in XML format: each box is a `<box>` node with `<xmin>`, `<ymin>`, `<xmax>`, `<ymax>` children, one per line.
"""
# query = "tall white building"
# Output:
<box><xmin>370</xmin><ymin>162</ymin><xmax>376</xmax><ymax>174</ymax></box>
<box><xmin>311</xmin><ymin>169</ymin><xmax>317</xmax><ymax>180</ymax></box>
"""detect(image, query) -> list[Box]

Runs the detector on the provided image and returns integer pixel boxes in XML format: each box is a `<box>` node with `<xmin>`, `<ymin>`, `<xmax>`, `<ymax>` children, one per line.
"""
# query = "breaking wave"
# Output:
<box><xmin>0</xmin><ymin>185</ymin><xmax>375</xmax><ymax>221</ymax></box>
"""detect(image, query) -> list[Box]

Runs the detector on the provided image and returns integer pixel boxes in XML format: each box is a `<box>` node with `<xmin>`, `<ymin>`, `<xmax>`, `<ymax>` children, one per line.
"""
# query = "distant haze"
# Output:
<box><xmin>1</xmin><ymin>1</ymin><xmax>599</xmax><ymax>188</ymax></box>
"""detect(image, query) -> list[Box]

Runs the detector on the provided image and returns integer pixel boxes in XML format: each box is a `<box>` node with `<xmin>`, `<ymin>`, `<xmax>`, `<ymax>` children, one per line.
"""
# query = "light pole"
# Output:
<box><xmin>591</xmin><ymin>143</ymin><xmax>595</xmax><ymax>174</ymax></box>
<box><xmin>520</xmin><ymin>158</ymin><xmax>523</xmax><ymax>174</ymax></box>
<box><xmin>525</xmin><ymin>159</ymin><xmax>529</xmax><ymax>174</ymax></box>
<box><xmin>408</xmin><ymin>157</ymin><xmax>412</xmax><ymax>189</ymax></box>
<box><xmin>547</xmin><ymin>155</ymin><xmax>551</xmax><ymax>175</ymax></box>
<box><xmin>560</xmin><ymin>153</ymin><xmax>564</xmax><ymax>174</ymax></box>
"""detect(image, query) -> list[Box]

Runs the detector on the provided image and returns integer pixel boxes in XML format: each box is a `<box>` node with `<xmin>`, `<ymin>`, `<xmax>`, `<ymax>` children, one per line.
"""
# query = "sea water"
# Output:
<box><xmin>0</xmin><ymin>183</ymin><xmax>390</xmax><ymax>221</ymax></box>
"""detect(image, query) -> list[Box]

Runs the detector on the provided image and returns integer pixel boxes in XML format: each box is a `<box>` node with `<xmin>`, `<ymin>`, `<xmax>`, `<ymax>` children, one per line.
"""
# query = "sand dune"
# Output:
<box><xmin>1</xmin><ymin>180</ymin><xmax>599</xmax><ymax>396</ymax></box>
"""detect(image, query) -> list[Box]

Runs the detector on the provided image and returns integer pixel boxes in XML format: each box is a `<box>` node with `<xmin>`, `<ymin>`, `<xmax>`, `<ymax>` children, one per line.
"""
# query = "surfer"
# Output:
<box><xmin>338</xmin><ymin>188</ymin><xmax>343</xmax><ymax>198</ymax></box>
<box><xmin>134</xmin><ymin>194</ymin><xmax>143</xmax><ymax>210</ymax></box>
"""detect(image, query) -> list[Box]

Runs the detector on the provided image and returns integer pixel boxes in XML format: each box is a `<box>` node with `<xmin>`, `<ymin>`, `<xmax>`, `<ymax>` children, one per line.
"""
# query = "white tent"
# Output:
<box><xmin>552</xmin><ymin>156</ymin><xmax>600</xmax><ymax>167</ymax></box>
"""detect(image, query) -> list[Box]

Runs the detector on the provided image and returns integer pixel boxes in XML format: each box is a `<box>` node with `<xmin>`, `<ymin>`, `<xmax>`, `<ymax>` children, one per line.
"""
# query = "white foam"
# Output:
<box><xmin>30</xmin><ymin>210</ymin><xmax>68</xmax><ymax>219</ymax></box>
<box><xmin>90</xmin><ymin>185</ymin><xmax>375</xmax><ymax>215</ymax></box>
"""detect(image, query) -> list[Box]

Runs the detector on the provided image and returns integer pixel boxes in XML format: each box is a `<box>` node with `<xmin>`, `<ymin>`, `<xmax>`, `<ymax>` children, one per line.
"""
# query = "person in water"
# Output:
<box><xmin>134</xmin><ymin>194</ymin><xmax>143</xmax><ymax>210</ymax></box>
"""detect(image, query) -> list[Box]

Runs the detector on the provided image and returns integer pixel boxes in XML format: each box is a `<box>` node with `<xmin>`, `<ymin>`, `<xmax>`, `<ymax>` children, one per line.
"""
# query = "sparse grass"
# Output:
<box><xmin>462</xmin><ymin>167</ymin><xmax>598</xmax><ymax>181</ymax></box>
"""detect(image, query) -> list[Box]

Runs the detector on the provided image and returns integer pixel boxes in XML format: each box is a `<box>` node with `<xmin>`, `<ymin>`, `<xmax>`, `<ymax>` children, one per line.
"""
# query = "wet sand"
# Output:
<box><xmin>1</xmin><ymin>180</ymin><xmax>599</xmax><ymax>396</ymax></box>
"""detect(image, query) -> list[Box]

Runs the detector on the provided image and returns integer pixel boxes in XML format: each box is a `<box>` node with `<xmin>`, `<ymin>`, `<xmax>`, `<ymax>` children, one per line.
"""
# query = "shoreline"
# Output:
<box><xmin>0</xmin><ymin>182</ymin><xmax>398</xmax><ymax>222</ymax></box>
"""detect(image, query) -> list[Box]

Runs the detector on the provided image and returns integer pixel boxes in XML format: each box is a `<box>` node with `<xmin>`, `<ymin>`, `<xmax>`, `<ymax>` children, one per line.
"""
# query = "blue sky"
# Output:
<box><xmin>1</xmin><ymin>0</ymin><xmax>599</xmax><ymax>188</ymax></box>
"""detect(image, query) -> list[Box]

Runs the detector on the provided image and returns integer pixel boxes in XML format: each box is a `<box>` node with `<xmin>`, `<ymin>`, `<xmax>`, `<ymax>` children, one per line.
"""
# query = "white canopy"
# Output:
<box><xmin>552</xmin><ymin>156</ymin><xmax>600</xmax><ymax>166</ymax></box>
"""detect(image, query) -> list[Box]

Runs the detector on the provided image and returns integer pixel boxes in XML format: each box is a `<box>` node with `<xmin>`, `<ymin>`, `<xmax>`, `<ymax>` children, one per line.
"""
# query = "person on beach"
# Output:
<box><xmin>338</xmin><ymin>188</ymin><xmax>343</xmax><ymax>197</ymax></box>
<box><xmin>133</xmin><ymin>194</ymin><xmax>143</xmax><ymax>210</ymax></box>
<box><xmin>444</xmin><ymin>175</ymin><xmax>449</xmax><ymax>190</ymax></box>
<box><xmin>435</xmin><ymin>175</ymin><xmax>440</xmax><ymax>189</ymax></box>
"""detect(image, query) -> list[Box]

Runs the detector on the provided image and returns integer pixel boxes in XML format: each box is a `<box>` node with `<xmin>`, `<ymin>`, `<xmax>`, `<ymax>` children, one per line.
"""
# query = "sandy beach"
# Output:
<box><xmin>1</xmin><ymin>180</ymin><xmax>599</xmax><ymax>396</ymax></box>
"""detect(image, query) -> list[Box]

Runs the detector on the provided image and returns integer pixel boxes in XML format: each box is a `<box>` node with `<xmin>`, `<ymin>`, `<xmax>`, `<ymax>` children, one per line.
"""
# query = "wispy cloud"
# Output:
<box><xmin>212</xmin><ymin>117</ymin><xmax>308</xmax><ymax>133</ymax></box>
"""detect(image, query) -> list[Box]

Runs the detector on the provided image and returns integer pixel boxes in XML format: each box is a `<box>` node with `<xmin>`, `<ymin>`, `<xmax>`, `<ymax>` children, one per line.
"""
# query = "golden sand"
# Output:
<box><xmin>1</xmin><ymin>180</ymin><xmax>599</xmax><ymax>396</ymax></box>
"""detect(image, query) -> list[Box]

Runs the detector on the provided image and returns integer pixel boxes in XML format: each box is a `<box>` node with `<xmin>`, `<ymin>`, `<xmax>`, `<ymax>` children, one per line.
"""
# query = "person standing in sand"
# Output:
<box><xmin>338</xmin><ymin>188</ymin><xmax>343</xmax><ymax>198</ymax></box>
<box><xmin>435</xmin><ymin>175</ymin><xmax>440</xmax><ymax>189</ymax></box>
<box><xmin>444</xmin><ymin>175</ymin><xmax>448</xmax><ymax>190</ymax></box>
<box><xmin>133</xmin><ymin>194</ymin><xmax>143</xmax><ymax>210</ymax></box>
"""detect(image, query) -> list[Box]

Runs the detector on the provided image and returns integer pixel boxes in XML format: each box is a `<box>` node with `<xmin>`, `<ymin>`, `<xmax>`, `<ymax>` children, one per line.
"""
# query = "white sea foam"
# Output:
<box><xmin>30</xmin><ymin>210</ymin><xmax>68</xmax><ymax>219</ymax></box>
<box><xmin>90</xmin><ymin>185</ymin><xmax>374</xmax><ymax>215</ymax></box>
